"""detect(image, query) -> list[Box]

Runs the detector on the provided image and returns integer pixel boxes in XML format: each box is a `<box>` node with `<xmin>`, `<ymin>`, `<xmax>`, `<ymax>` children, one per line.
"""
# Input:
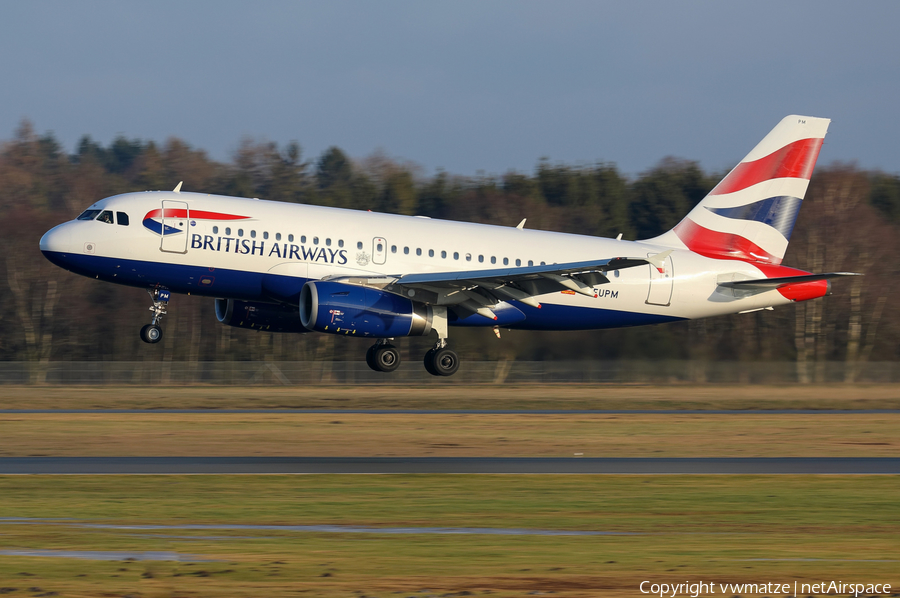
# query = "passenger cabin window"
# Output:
<box><xmin>116</xmin><ymin>212</ymin><xmax>129</xmax><ymax>226</ymax></box>
<box><xmin>77</xmin><ymin>209</ymin><xmax>101</xmax><ymax>221</ymax></box>
<box><xmin>416</xmin><ymin>248</ymin><xmax>422</xmax><ymax>256</ymax></box>
<box><xmin>338</xmin><ymin>239</ymin><xmax>344</xmax><ymax>248</ymax></box>
<box><xmin>515</xmin><ymin>258</ymin><xmax>521</xmax><ymax>266</ymax></box>
<box><xmin>213</xmin><ymin>226</ymin><xmax>219</xmax><ymax>234</ymax></box>
<box><xmin>237</xmin><ymin>229</ymin><xmax>243</xmax><ymax>237</ymax></box>
<box><xmin>528</xmin><ymin>260</ymin><xmax>533</xmax><ymax>267</ymax></box>
<box><xmin>275</xmin><ymin>233</ymin><xmax>281</xmax><ymax>241</ymax></box>
<box><xmin>325</xmin><ymin>238</ymin><xmax>331</xmax><ymax>246</ymax></box>
<box><xmin>453</xmin><ymin>252</ymin><xmax>459</xmax><ymax>260</ymax></box>
<box><xmin>301</xmin><ymin>235</ymin><xmax>307</xmax><ymax>243</ymax></box>
<box><xmin>428</xmin><ymin>249</ymin><xmax>434</xmax><ymax>257</ymax></box>
<box><xmin>377</xmin><ymin>241</ymin><xmax>384</xmax><ymax>252</ymax></box>
<box><xmin>263</xmin><ymin>232</ymin><xmax>269</xmax><ymax>240</ymax></box>
<box><xmin>466</xmin><ymin>253</ymin><xmax>472</xmax><ymax>261</ymax></box>
<box><xmin>491</xmin><ymin>256</ymin><xmax>497</xmax><ymax>264</ymax></box>
<box><xmin>357</xmin><ymin>241</ymin><xmax>363</xmax><ymax>250</ymax></box>
<box><xmin>313</xmin><ymin>237</ymin><xmax>319</xmax><ymax>245</ymax></box>
<box><xmin>478</xmin><ymin>255</ymin><xmax>484</xmax><ymax>263</ymax></box>
<box><xmin>250</xmin><ymin>230</ymin><xmax>256</xmax><ymax>239</ymax></box>
<box><xmin>503</xmin><ymin>257</ymin><xmax>509</xmax><ymax>265</ymax></box>
<box><xmin>391</xmin><ymin>245</ymin><xmax>397</xmax><ymax>253</ymax></box>
<box><xmin>441</xmin><ymin>250</ymin><xmax>447</xmax><ymax>259</ymax></box>
<box><xmin>404</xmin><ymin>247</ymin><xmax>410</xmax><ymax>255</ymax></box>
<box><xmin>97</xmin><ymin>210</ymin><xmax>114</xmax><ymax>224</ymax></box>
<box><xmin>288</xmin><ymin>234</ymin><xmax>294</xmax><ymax>242</ymax></box>
<box><xmin>226</xmin><ymin>227</ymin><xmax>232</xmax><ymax>235</ymax></box>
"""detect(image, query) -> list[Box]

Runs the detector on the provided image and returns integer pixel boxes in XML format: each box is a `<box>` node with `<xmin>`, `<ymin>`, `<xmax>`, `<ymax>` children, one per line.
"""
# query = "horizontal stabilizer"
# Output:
<box><xmin>719</xmin><ymin>272</ymin><xmax>860</xmax><ymax>289</ymax></box>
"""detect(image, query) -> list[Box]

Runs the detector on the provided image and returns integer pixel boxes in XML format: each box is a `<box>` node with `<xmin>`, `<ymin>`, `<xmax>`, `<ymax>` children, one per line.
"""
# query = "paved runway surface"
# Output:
<box><xmin>3</xmin><ymin>409</ymin><xmax>899</xmax><ymax>414</ymax></box>
<box><xmin>1</xmin><ymin>457</ymin><xmax>898</xmax><ymax>474</ymax></box>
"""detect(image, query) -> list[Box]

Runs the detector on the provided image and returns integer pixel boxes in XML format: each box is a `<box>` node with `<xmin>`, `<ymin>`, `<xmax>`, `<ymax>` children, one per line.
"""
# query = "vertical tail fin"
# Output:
<box><xmin>649</xmin><ymin>115</ymin><xmax>830</xmax><ymax>264</ymax></box>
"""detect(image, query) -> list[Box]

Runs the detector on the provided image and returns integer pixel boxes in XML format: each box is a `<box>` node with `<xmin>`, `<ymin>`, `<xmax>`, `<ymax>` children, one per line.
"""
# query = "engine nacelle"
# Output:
<box><xmin>299</xmin><ymin>281</ymin><xmax>433</xmax><ymax>338</ymax></box>
<box><xmin>215</xmin><ymin>298</ymin><xmax>309</xmax><ymax>333</ymax></box>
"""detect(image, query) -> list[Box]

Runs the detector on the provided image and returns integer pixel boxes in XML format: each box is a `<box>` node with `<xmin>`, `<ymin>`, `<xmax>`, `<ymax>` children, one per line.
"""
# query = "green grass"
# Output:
<box><xmin>2</xmin><ymin>383</ymin><xmax>900</xmax><ymax>410</ymax></box>
<box><xmin>0</xmin><ymin>475</ymin><xmax>897</xmax><ymax>596</ymax></box>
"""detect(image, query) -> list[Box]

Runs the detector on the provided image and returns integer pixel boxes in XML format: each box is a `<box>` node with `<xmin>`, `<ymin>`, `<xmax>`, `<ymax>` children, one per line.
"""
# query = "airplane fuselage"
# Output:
<box><xmin>40</xmin><ymin>190</ymin><xmax>818</xmax><ymax>332</ymax></box>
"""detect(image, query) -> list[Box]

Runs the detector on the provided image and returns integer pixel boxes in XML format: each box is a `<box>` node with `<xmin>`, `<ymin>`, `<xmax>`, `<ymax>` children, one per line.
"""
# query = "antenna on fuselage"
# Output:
<box><xmin>516</xmin><ymin>218</ymin><xmax>526</xmax><ymax>230</ymax></box>
<box><xmin>173</xmin><ymin>181</ymin><xmax>183</xmax><ymax>193</ymax></box>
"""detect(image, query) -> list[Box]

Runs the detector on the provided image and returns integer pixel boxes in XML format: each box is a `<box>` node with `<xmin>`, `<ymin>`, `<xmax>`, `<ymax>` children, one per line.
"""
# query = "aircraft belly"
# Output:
<box><xmin>509</xmin><ymin>302</ymin><xmax>685</xmax><ymax>330</ymax></box>
<box><xmin>41</xmin><ymin>252</ymin><xmax>267</xmax><ymax>301</ymax></box>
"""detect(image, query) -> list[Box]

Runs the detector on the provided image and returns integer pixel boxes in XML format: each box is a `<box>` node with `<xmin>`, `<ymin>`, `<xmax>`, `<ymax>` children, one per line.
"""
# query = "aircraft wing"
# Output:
<box><xmin>325</xmin><ymin>251</ymin><xmax>671</xmax><ymax>320</ymax></box>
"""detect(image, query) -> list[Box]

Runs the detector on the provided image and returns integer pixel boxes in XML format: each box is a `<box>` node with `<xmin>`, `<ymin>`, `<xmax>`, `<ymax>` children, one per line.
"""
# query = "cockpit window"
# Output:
<box><xmin>77</xmin><ymin>209</ymin><xmax>101</xmax><ymax>221</ymax></box>
<box><xmin>116</xmin><ymin>212</ymin><xmax>129</xmax><ymax>226</ymax></box>
<box><xmin>97</xmin><ymin>210</ymin><xmax>114</xmax><ymax>224</ymax></box>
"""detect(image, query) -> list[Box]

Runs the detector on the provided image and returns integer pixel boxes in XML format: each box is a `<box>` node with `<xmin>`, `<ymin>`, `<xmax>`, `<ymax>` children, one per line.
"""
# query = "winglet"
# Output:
<box><xmin>516</xmin><ymin>218</ymin><xmax>527</xmax><ymax>230</ymax></box>
<box><xmin>646</xmin><ymin>250</ymin><xmax>672</xmax><ymax>271</ymax></box>
<box><xmin>173</xmin><ymin>181</ymin><xmax>183</xmax><ymax>193</ymax></box>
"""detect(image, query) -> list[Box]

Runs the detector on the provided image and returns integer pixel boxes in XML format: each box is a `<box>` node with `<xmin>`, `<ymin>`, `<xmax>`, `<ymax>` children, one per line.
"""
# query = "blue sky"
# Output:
<box><xmin>2</xmin><ymin>1</ymin><xmax>898</xmax><ymax>177</ymax></box>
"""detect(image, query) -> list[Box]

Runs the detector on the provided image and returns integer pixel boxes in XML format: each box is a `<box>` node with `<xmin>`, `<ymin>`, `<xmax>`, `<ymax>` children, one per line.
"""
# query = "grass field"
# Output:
<box><xmin>1</xmin><ymin>384</ymin><xmax>897</xmax><ymax>596</ymax></box>
<box><xmin>1</xmin><ymin>383</ymin><xmax>899</xmax><ymax>411</ymax></box>
<box><xmin>0</xmin><ymin>411</ymin><xmax>897</xmax><ymax>457</ymax></box>
<box><xmin>0</xmin><ymin>475</ymin><xmax>898</xmax><ymax>597</ymax></box>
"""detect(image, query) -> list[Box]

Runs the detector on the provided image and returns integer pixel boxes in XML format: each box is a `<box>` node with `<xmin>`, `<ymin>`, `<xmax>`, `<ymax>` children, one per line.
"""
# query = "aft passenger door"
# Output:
<box><xmin>372</xmin><ymin>237</ymin><xmax>387</xmax><ymax>265</ymax></box>
<box><xmin>646</xmin><ymin>253</ymin><xmax>674</xmax><ymax>306</ymax></box>
<box><xmin>160</xmin><ymin>200</ymin><xmax>189</xmax><ymax>254</ymax></box>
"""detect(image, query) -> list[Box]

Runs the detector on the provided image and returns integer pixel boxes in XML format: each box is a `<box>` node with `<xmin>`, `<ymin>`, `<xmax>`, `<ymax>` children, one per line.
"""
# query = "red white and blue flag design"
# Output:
<box><xmin>143</xmin><ymin>208</ymin><xmax>249</xmax><ymax>235</ymax></box>
<box><xmin>666</xmin><ymin>116</ymin><xmax>830</xmax><ymax>265</ymax></box>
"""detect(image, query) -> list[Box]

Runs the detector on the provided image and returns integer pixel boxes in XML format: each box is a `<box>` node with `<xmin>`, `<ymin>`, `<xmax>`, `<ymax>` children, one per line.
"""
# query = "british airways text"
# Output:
<box><xmin>191</xmin><ymin>234</ymin><xmax>349</xmax><ymax>264</ymax></box>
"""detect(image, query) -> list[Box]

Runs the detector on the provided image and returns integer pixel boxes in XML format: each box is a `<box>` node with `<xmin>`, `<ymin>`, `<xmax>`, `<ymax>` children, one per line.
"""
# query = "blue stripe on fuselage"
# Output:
<box><xmin>508</xmin><ymin>301</ymin><xmax>684</xmax><ymax>330</ymax></box>
<box><xmin>41</xmin><ymin>251</ymin><xmax>268</xmax><ymax>301</ymax></box>
<box><xmin>41</xmin><ymin>251</ymin><xmax>685</xmax><ymax>331</ymax></box>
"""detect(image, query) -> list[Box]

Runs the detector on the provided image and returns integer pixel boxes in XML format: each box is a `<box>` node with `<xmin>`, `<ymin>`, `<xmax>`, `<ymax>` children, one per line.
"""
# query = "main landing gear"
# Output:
<box><xmin>364</xmin><ymin>307</ymin><xmax>460</xmax><ymax>376</ymax></box>
<box><xmin>139</xmin><ymin>287</ymin><xmax>169</xmax><ymax>344</ymax></box>
<box><xmin>366</xmin><ymin>340</ymin><xmax>401</xmax><ymax>373</ymax></box>
<box><xmin>364</xmin><ymin>339</ymin><xmax>460</xmax><ymax>376</ymax></box>
<box><xmin>424</xmin><ymin>340</ymin><xmax>459</xmax><ymax>377</ymax></box>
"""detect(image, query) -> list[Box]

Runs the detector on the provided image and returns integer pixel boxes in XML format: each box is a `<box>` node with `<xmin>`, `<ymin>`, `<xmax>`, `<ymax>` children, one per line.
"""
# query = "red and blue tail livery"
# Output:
<box><xmin>40</xmin><ymin>115</ymin><xmax>857</xmax><ymax>376</ymax></box>
<box><xmin>656</xmin><ymin>115</ymin><xmax>829</xmax><ymax>265</ymax></box>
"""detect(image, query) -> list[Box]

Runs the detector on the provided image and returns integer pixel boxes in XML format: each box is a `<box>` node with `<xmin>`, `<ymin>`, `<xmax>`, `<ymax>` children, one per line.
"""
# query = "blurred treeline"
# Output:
<box><xmin>2</xmin><ymin>120</ymin><xmax>899</xmax><ymax>375</ymax></box>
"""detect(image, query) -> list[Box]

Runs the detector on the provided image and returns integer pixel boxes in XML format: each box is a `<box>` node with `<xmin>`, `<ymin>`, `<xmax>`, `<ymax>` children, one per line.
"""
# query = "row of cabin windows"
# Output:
<box><xmin>210</xmin><ymin>226</ymin><xmax>346</xmax><ymax>248</ymax></box>
<box><xmin>77</xmin><ymin>209</ymin><xmax>129</xmax><ymax>226</ymax></box>
<box><xmin>390</xmin><ymin>244</ymin><xmax>542</xmax><ymax>267</ymax></box>
<box><xmin>209</xmin><ymin>223</ymin><xmax>544</xmax><ymax>267</ymax></box>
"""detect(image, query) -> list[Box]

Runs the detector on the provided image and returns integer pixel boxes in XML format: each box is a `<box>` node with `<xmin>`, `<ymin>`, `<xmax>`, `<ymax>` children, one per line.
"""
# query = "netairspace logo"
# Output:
<box><xmin>639</xmin><ymin>581</ymin><xmax>892</xmax><ymax>598</ymax></box>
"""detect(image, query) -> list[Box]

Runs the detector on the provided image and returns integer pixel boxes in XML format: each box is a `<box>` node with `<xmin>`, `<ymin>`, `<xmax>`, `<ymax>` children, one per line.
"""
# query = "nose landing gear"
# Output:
<box><xmin>140</xmin><ymin>287</ymin><xmax>169</xmax><ymax>344</ymax></box>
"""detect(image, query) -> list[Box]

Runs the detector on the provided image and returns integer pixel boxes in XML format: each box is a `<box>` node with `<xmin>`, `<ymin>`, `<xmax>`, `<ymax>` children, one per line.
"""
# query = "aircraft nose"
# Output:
<box><xmin>40</xmin><ymin>223</ymin><xmax>73</xmax><ymax>254</ymax></box>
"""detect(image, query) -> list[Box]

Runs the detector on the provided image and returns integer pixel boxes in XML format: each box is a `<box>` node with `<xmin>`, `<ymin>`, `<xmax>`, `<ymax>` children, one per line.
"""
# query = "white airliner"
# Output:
<box><xmin>41</xmin><ymin>115</ymin><xmax>856</xmax><ymax>376</ymax></box>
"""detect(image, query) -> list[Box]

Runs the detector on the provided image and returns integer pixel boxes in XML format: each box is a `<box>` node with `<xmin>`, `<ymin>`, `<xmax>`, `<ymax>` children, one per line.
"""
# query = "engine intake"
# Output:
<box><xmin>215</xmin><ymin>298</ymin><xmax>308</xmax><ymax>333</ymax></box>
<box><xmin>299</xmin><ymin>281</ymin><xmax>432</xmax><ymax>337</ymax></box>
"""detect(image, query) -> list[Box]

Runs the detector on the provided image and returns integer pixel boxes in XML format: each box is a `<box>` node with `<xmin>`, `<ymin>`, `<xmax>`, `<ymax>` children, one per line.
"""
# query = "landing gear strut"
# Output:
<box><xmin>366</xmin><ymin>340</ymin><xmax>401</xmax><ymax>372</ymax></box>
<box><xmin>140</xmin><ymin>287</ymin><xmax>169</xmax><ymax>344</ymax></box>
<box><xmin>423</xmin><ymin>307</ymin><xmax>458</xmax><ymax>376</ymax></box>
